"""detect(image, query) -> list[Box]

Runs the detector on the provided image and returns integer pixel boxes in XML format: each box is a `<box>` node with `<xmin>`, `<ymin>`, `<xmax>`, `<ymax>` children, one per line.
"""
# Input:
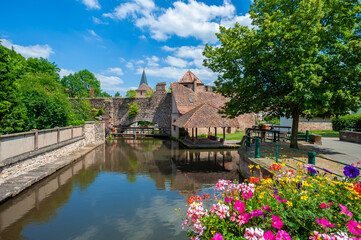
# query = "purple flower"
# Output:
<box><xmin>323</xmin><ymin>168</ymin><xmax>332</xmax><ymax>174</ymax></box>
<box><xmin>344</xmin><ymin>165</ymin><xmax>360</xmax><ymax>178</ymax></box>
<box><xmin>307</xmin><ymin>167</ymin><xmax>317</xmax><ymax>175</ymax></box>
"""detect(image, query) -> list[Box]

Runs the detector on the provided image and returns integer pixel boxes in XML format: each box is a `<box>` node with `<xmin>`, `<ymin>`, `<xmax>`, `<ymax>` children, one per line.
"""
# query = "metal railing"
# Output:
<box><xmin>244</xmin><ymin>135</ymin><xmax>360</xmax><ymax>177</ymax></box>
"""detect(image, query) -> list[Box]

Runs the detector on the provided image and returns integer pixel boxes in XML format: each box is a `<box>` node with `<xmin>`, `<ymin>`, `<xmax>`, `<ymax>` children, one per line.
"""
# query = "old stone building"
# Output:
<box><xmin>171</xmin><ymin>70</ymin><xmax>254</xmax><ymax>138</ymax></box>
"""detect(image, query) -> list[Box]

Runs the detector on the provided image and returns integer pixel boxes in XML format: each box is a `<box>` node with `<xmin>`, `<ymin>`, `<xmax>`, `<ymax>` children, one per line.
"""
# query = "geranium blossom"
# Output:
<box><xmin>245</xmin><ymin>227</ymin><xmax>264</xmax><ymax>240</ymax></box>
<box><xmin>339</xmin><ymin>204</ymin><xmax>353</xmax><ymax>217</ymax></box>
<box><xmin>316</xmin><ymin>218</ymin><xmax>335</xmax><ymax>231</ymax></box>
<box><xmin>234</xmin><ymin>200</ymin><xmax>245</xmax><ymax>213</ymax></box>
<box><xmin>237</xmin><ymin>213</ymin><xmax>251</xmax><ymax>225</ymax></box>
<box><xmin>272</xmin><ymin>215</ymin><xmax>284</xmax><ymax>229</ymax></box>
<box><xmin>211</xmin><ymin>233</ymin><xmax>224</xmax><ymax>240</ymax></box>
<box><xmin>276</xmin><ymin>230</ymin><xmax>291</xmax><ymax>240</ymax></box>
<box><xmin>347</xmin><ymin>220</ymin><xmax>361</xmax><ymax>236</ymax></box>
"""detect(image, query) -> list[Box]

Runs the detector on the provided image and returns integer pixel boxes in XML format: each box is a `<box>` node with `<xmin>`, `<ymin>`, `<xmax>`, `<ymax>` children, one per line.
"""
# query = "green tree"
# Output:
<box><xmin>114</xmin><ymin>91</ymin><xmax>121</xmax><ymax>97</ymax></box>
<box><xmin>99</xmin><ymin>91</ymin><xmax>111</xmax><ymax>98</ymax></box>
<box><xmin>0</xmin><ymin>45</ymin><xmax>27</xmax><ymax>134</ymax></box>
<box><xmin>126</xmin><ymin>90</ymin><xmax>137</xmax><ymax>99</ymax></box>
<box><xmin>19</xmin><ymin>70</ymin><xmax>75</xmax><ymax>130</ymax></box>
<box><xmin>60</xmin><ymin>69</ymin><xmax>101</xmax><ymax>98</ymax></box>
<box><xmin>71</xmin><ymin>98</ymin><xmax>93</xmax><ymax>125</ymax></box>
<box><xmin>204</xmin><ymin>0</ymin><xmax>361</xmax><ymax>148</ymax></box>
<box><xmin>128</xmin><ymin>102</ymin><xmax>139</xmax><ymax>118</ymax></box>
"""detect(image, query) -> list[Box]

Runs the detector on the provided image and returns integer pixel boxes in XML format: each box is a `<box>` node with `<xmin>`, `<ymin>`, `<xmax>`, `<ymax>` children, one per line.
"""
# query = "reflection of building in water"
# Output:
<box><xmin>0</xmin><ymin>146</ymin><xmax>105</xmax><ymax>239</ymax></box>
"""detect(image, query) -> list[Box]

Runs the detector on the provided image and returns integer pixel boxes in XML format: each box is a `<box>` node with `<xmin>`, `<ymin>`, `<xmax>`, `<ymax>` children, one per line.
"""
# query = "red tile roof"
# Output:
<box><xmin>171</xmin><ymin>82</ymin><xmax>229</xmax><ymax>114</ymax></box>
<box><xmin>172</xmin><ymin>103</ymin><xmax>240</xmax><ymax>128</ymax></box>
<box><xmin>136</xmin><ymin>83</ymin><xmax>152</xmax><ymax>91</ymax></box>
<box><xmin>178</xmin><ymin>70</ymin><xmax>204</xmax><ymax>85</ymax></box>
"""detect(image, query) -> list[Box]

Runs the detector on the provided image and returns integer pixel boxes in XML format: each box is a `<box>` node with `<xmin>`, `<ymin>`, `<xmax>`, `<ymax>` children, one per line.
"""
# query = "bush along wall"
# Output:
<box><xmin>332</xmin><ymin>114</ymin><xmax>361</xmax><ymax>132</ymax></box>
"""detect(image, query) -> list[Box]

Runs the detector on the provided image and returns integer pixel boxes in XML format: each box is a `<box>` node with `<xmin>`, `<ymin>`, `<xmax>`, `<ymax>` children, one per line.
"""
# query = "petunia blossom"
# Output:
<box><xmin>347</xmin><ymin>220</ymin><xmax>361</xmax><ymax>236</ymax></box>
<box><xmin>211</xmin><ymin>233</ymin><xmax>224</xmax><ymax>240</ymax></box>
<box><xmin>339</xmin><ymin>204</ymin><xmax>353</xmax><ymax>217</ymax></box>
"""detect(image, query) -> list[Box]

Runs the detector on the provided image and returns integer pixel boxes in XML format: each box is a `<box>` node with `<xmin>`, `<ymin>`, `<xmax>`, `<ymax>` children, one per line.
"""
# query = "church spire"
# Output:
<box><xmin>139</xmin><ymin>68</ymin><xmax>148</xmax><ymax>87</ymax></box>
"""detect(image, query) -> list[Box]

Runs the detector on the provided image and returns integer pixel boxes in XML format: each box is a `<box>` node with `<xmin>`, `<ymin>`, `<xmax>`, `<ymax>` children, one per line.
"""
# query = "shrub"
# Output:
<box><xmin>332</xmin><ymin>114</ymin><xmax>361</xmax><ymax>132</ymax></box>
<box><xmin>180</xmin><ymin>162</ymin><xmax>361</xmax><ymax>240</ymax></box>
<box><xmin>126</xmin><ymin>90</ymin><xmax>137</xmax><ymax>99</ymax></box>
<box><xmin>128</xmin><ymin>102</ymin><xmax>139</xmax><ymax>118</ymax></box>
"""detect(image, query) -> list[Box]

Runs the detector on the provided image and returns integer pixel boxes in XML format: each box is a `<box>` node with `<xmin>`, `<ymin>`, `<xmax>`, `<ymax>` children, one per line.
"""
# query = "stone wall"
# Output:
<box><xmin>88</xmin><ymin>89</ymin><xmax>172</xmax><ymax>129</ymax></box>
<box><xmin>0</xmin><ymin>122</ymin><xmax>104</xmax><ymax>169</ymax></box>
<box><xmin>298</xmin><ymin>122</ymin><xmax>333</xmax><ymax>131</ymax></box>
<box><xmin>339</xmin><ymin>131</ymin><xmax>361</xmax><ymax>144</ymax></box>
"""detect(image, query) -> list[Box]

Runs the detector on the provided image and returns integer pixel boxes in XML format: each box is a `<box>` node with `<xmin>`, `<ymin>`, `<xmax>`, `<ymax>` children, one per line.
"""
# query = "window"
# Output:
<box><xmin>189</xmin><ymin>98</ymin><xmax>193</xmax><ymax>103</ymax></box>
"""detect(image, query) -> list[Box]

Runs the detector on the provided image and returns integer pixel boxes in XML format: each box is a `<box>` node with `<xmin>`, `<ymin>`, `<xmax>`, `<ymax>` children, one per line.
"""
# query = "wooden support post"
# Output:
<box><xmin>56</xmin><ymin>127</ymin><xmax>60</xmax><ymax>144</ymax></box>
<box><xmin>192</xmin><ymin>128</ymin><xmax>194</xmax><ymax>139</ymax></box>
<box><xmin>223</xmin><ymin>127</ymin><xmax>225</xmax><ymax>140</ymax></box>
<box><xmin>195</xmin><ymin>128</ymin><xmax>198</xmax><ymax>139</ymax></box>
<box><xmin>215</xmin><ymin>127</ymin><xmax>217</xmax><ymax>137</ymax></box>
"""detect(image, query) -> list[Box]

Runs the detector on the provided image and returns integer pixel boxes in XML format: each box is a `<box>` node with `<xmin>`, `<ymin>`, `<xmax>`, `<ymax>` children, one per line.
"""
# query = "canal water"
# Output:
<box><xmin>0</xmin><ymin>139</ymin><xmax>241</xmax><ymax>240</ymax></box>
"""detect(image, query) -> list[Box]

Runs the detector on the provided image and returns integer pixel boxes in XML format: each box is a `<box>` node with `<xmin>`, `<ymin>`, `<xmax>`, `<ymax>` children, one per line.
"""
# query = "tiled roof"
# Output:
<box><xmin>173</xmin><ymin>103</ymin><xmax>240</xmax><ymax>128</ymax></box>
<box><xmin>137</xmin><ymin>83</ymin><xmax>152</xmax><ymax>91</ymax></box>
<box><xmin>179</xmin><ymin>70</ymin><xmax>204</xmax><ymax>85</ymax></box>
<box><xmin>171</xmin><ymin>82</ymin><xmax>229</xmax><ymax>114</ymax></box>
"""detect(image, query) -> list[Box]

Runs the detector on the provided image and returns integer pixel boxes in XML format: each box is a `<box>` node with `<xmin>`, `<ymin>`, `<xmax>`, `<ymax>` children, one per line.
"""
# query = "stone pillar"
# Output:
<box><xmin>56</xmin><ymin>127</ymin><xmax>60</xmax><ymax>144</ymax></box>
<box><xmin>31</xmin><ymin>129</ymin><xmax>39</xmax><ymax>150</ymax></box>
<box><xmin>70</xmin><ymin>126</ymin><xmax>74</xmax><ymax>139</ymax></box>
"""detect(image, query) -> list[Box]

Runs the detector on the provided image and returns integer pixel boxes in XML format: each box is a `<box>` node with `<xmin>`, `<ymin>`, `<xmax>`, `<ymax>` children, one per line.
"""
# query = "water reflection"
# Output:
<box><xmin>0</xmin><ymin>139</ymin><xmax>240</xmax><ymax>240</ymax></box>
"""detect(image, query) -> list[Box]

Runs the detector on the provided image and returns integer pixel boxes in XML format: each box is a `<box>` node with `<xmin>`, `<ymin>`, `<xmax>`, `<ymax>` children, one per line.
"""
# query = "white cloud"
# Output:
<box><xmin>136</xmin><ymin>66</ymin><xmax>216</xmax><ymax>83</ymax></box>
<box><xmin>135</xmin><ymin>60</ymin><xmax>145</xmax><ymax>65</ymax></box>
<box><xmin>146</xmin><ymin>56</ymin><xmax>159</xmax><ymax>67</ymax></box>
<box><xmin>104</xmin><ymin>0</ymin><xmax>253</xmax><ymax>43</ymax></box>
<box><xmin>162</xmin><ymin>45</ymin><xmax>205</xmax><ymax>68</ymax></box>
<box><xmin>81</xmin><ymin>0</ymin><xmax>100</xmax><ymax>10</ymax></box>
<box><xmin>105</xmin><ymin>67</ymin><xmax>124</xmax><ymax>76</ymax></box>
<box><xmin>95</xmin><ymin>74</ymin><xmax>125</xmax><ymax>91</ymax></box>
<box><xmin>88</xmin><ymin>29</ymin><xmax>101</xmax><ymax>40</ymax></box>
<box><xmin>126</xmin><ymin>62</ymin><xmax>134</xmax><ymax>69</ymax></box>
<box><xmin>103</xmin><ymin>0</ymin><xmax>155</xmax><ymax>20</ymax></box>
<box><xmin>139</xmin><ymin>35</ymin><xmax>146</xmax><ymax>39</ymax></box>
<box><xmin>59</xmin><ymin>69</ymin><xmax>75</xmax><ymax>78</ymax></box>
<box><xmin>165</xmin><ymin>56</ymin><xmax>188</xmax><ymax>68</ymax></box>
<box><xmin>92</xmin><ymin>16</ymin><xmax>108</xmax><ymax>25</ymax></box>
<box><xmin>0</xmin><ymin>39</ymin><xmax>54</xmax><ymax>58</ymax></box>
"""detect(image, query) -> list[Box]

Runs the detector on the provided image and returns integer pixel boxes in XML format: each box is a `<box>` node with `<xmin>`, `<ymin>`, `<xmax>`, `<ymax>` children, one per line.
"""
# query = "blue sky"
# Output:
<box><xmin>0</xmin><ymin>0</ymin><xmax>253</xmax><ymax>96</ymax></box>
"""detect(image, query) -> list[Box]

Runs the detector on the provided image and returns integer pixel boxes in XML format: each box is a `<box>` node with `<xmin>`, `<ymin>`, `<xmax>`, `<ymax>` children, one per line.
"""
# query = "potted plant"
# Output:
<box><xmin>258</xmin><ymin>122</ymin><xmax>269</xmax><ymax>130</ymax></box>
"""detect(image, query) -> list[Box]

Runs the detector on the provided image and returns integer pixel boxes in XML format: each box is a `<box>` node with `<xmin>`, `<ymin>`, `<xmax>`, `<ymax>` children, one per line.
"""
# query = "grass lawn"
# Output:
<box><xmin>308</xmin><ymin>130</ymin><xmax>339</xmax><ymax>138</ymax></box>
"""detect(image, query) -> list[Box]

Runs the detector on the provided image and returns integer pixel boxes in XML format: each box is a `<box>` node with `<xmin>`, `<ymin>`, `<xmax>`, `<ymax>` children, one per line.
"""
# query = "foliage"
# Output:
<box><xmin>60</xmin><ymin>69</ymin><xmax>101</xmax><ymax>98</ymax></box>
<box><xmin>97</xmin><ymin>107</ymin><xmax>105</xmax><ymax>116</ymax></box>
<box><xmin>203</xmin><ymin>0</ymin><xmax>361</xmax><ymax>149</ymax></box>
<box><xmin>264</xmin><ymin>116</ymin><xmax>280</xmax><ymax>125</ymax></box>
<box><xmin>128</xmin><ymin>101</ymin><xmax>139</xmax><ymax>118</ymax></box>
<box><xmin>18</xmin><ymin>71</ymin><xmax>75</xmax><ymax>130</ymax></box>
<box><xmin>332</xmin><ymin>114</ymin><xmax>361</xmax><ymax>132</ymax></box>
<box><xmin>0</xmin><ymin>45</ymin><xmax>28</xmax><ymax>134</ymax></box>
<box><xmin>137</xmin><ymin>121</ymin><xmax>155</xmax><ymax>127</ymax></box>
<box><xmin>114</xmin><ymin>91</ymin><xmax>121</xmax><ymax>97</ymax></box>
<box><xmin>181</xmin><ymin>162</ymin><xmax>361</xmax><ymax>240</ymax></box>
<box><xmin>145</xmin><ymin>88</ymin><xmax>154</xmax><ymax>98</ymax></box>
<box><xmin>126</xmin><ymin>90</ymin><xmax>137</xmax><ymax>99</ymax></box>
<box><xmin>99</xmin><ymin>91</ymin><xmax>111</xmax><ymax>98</ymax></box>
<box><xmin>71</xmin><ymin>98</ymin><xmax>93</xmax><ymax>125</ymax></box>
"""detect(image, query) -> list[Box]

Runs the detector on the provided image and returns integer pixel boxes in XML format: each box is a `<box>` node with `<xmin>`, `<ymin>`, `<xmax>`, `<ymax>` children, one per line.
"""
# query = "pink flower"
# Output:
<box><xmin>245</xmin><ymin>227</ymin><xmax>264</xmax><ymax>240</ymax></box>
<box><xmin>237</xmin><ymin>213</ymin><xmax>251</xmax><ymax>225</ymax></box>
<box><xmin>234</xmin><ymin>200</ymin><xmax>245</xmax><ymax>213</ymax></box>
<box><xmin>339</xmin><ymin>204</ymin><xmax>353</xmax><ymax>217</ymax></box>
<box><xmin>243</xmin><ymin>190</ymin><xmax>253</xmax><ymax>200</ymax></box>
<box><xmin>274</xmin><ymin>195</ymin><xmax>287</xmax><ymax>203</ymax></box>
<box><xmin>272</xmin><ymin>215</ymin><xmax>284</xmax><ymax>229</ymax></box>
<box><xmin>316</xmin><ymin>218</ymin><xmax>335</xmax><ymax>231</ymax></box>
<box><xmin>251</xmin><ymin>209</ymin><xmax>264</xmax><ymax>217</ymax></box>
<box><xmin>211</xmin><ymin>233</ymin><xmax>224</xmax><ymax>240</ymax></box>
<box><xmin>264</xmin><ymin>231</ymin><xmax>276</xmax><ymax>240</ymax></box>
<box><xmin>276</xmin><ymin>230</ymin><xmax>291</xmax><ymax>240</ymax></box>
<box><xmin>347</xmin><ymin>220</ymin><xmax>361</xmax><ymax>236</ymax></box>
<box><xmin>320</xmin><ymin>202</ymin><xmax>333</xmax><ymax>208</ymax></box>
<box><xmin>262</xmin><ymin>205</ymin><xmax>272</xmax><ymax>213</ymax></box>
<box><xmin>309</xmin><ymin>231</ymin><xmax>322</xmax><ymax>240</ymax></box>
<box><xmin>225</xmin><ymin>196</ymin><xmax>233</xmax><ymax>203</ymax></box>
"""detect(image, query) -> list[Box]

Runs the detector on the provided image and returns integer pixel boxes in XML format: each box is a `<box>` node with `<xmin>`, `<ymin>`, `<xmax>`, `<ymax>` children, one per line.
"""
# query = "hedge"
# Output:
<box><xmin>332</xmin><ymin>113</ymin><xmax>361</xmax><ymax>132</ymax></box>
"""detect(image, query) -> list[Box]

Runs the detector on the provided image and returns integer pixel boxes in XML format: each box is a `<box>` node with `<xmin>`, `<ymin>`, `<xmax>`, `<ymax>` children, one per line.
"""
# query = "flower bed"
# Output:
<box><xmin>180</xmin><ymin>162</ymin><xmax>361</xmax><ymax>240</ymax></box>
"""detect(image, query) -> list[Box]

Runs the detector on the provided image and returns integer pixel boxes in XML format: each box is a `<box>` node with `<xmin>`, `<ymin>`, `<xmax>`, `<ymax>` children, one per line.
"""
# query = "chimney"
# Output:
<box><xmin>193</xmin><ymin>78</ymin><xmax>197</xmax><ymax>92</ymax></box>
<box><xmin>156</xmin><ymin>82</ymin><xmax>166</xmax><ymax>93</ymax></box>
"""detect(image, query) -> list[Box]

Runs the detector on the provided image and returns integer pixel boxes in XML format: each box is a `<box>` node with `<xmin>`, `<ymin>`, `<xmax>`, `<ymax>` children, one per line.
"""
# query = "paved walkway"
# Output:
<box><xmin>304</xmin><ymin>138</ymin><xmax>361</xmax><ymax>165</ymax></box>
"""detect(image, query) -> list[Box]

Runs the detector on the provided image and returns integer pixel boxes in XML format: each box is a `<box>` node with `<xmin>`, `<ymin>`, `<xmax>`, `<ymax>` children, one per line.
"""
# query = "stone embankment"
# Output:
<box><xmin>0</xmin><ymin>121</ymin><xmax>105</xmax><ymax>203</ymax></box>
